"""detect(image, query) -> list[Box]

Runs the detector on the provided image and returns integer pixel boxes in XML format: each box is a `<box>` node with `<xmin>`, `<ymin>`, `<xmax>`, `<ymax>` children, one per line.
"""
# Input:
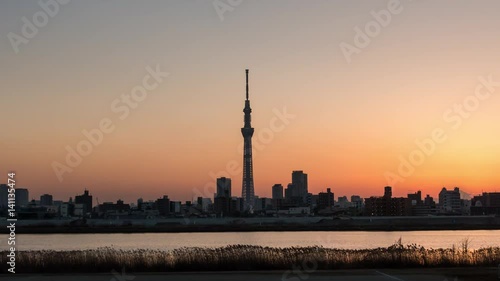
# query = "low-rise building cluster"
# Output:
<box><xmin>1</xmin><ymin>171</ymin><xmax>499</xmax><ymax>219</ymax></box>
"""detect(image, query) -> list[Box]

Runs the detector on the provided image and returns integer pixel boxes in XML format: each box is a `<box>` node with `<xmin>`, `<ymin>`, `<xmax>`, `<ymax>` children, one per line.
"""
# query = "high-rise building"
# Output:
<box><xmin>272</xmin><ymin>184</ymin><xmax>284</xmax><ymax>200</ymax></box>
<box><xmin>40</xmin><ymin>194</ymin><xmax>53</xmax><ymax>206</ymax></box>
<box><xmin>215</xmin><ymin>177</ymin><xmax>232</xmax><ymax>215</ymax></box>
<box><xmin>75</xmin><ymin>189</ymin><xmax>93</xmax><ymax>215</ymax></box>
<box><xmin>216</xmin><ymin>177</ymin><xmax>231</xmax><ymax>198</ymax></box>
<box><xmin>439</xmin><ymin>187</ymin><xmax>461</xmax><ymax>214</ymax></box>
<box><xmin>241</xmin><ymin>69</ymin><xmax>255</xmax><ymax>211</ymax></box>
<box><xmin>292</xmin><ymin>171</ymin><xmax>308</xmax><ymax>203</ymax></box>
<box><xmin>284</xmin><ymin>181</ymin><xmax>306</xmax><ymax>206</ymax></box>
<box><xmin>15</xmin><ymin>188</ymin><xmax>29</xmax><ymax>207</ymax></box>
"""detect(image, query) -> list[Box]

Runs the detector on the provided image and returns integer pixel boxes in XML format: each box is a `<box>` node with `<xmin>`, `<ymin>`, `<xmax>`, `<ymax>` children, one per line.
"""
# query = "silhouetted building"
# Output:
<box><xmin>409</xmin><ymin>193</ymin><xmax>437</xmax><ymax>216</ymax></box>
<box><xmin>424</xmin><ymin>194</ymin><xmax>436</xmax><ymax>207</ymax></box>
<box><xmin>336</xmin><ymin>196</ymin><xmax>351</xmax><ymax>209</ymax></box>
<box><xmin>216</xmin><ymin>177</ymin><xmax>231</xmax><ymax>198</ymax></box>
<box><xmin>241</xmin><ymin>69</ymin><xmax>255</xmax><ymax>211</ymax></box>
<box><xmin>439</xmin><ymin>187</ymin><xmax>461</xmax><ymax>214</ymax></box>
<box><xmin>0</xmin><ymin>185</ymin><xmax>27</xmax><ymax>211</ymax></box>
<box><xmin>461</xmin><ymin>199</ymin><xmax>471</xmax><ymax>215</ymax></box>
<box><xmin>40</xmin><ymin>194</ymin><xmax>53</xmax><ymax>206</ymax></box>
<box><xmin>255</xmin><ymin>197</ymin><xmax>272</xmax><ymax>211</ymax></box>
<box><xmin>471</xmin><ymin>192</ymin><xmax>500</xmax><ymax>215</ymax></box>
<box><xmin>365</xmin><ymin>197</ymin><xmax>411</xmax><ymax>216</ymax></box>
<box><xmin>407</xmin><ymin>191</ymin><xmax>423</xmax><ymax>215</ymax></box>
<box><xmin>364</xmin><ymin>187</ymin><xmax>411</xmax><ymax>216</ymax></box>
<box><xmin>272</xmin><ymin>184</ymin><xmax>284</xmax><ymax>200</ymax></box>
<box><xmin>215</xmin><ymin>177</ymin><xmax>232</xmax><ymax>216</ymax></box>
<box><xmin>285</xmin><ymin>183</ymin><xmax>294</xmax><ymax>200</ymax></box>
<box><xmin>230</xmin><ymin>197</ymin><xmax>244</xmax><ymax>214</ymax></box>
<box><xmin>156</xmin><ymin>195</ymin><xmax>171</xmax><ymax>216</ymax></box>
<box><xmin>318</xmin><ymin>188</ymin><xmax>334</xmax><ymax>210</ymax></box>
<box><xmin>197</xmin><ymin>197</ymin><xmax>212</xmax><ymax>212</ymax></box>
<box><xmin>384</xmin><ymin>186</ymin><xmax>392</xmax><ymax>198</ymax></box>
<box><xmin>214</xmin><ymin>196</ymin><xmax>231</xmax><ymax>216</ymax></box>
<box><xmin>75</xmin><ymin>189</ymin><xmax>93</xmax><ymax>216</ymax></box>
<box><xmin>60</xmin><ymin>202</ymin><xmax>74</xmax><ymax>217</ymax></box>
<box><xmin>170</xmin><ymin>201</ymin><xmax>181</xmax><ymax>213</ymax></box>
<box><xmin>408</xmin><ymin>191</ymin><xmax>423</xmax><ymax>206</ymax></box>
<box><xmin>98</xmin><ymin>199</ymin><xmax>130</xmax><ymax>215</ymax></box>
<box><xmin>292</xmin><ymin>171</ymin><xmax>308</xmax><ymax>203</ymax></box>
<box><xmin>285</xmin><ymin>183</ymin><xmax>304</xmax><ymax>206</ymax></box>
<box><xmin>272</xmin><ymin>198</ymin><xmax>285</xmax><ymax>209</ymax></box>
<box><xmin>0</xmin><ymin>184</ymin><xmax>8</xmax><ymax>210</ymax></box>
<box><xmin>351</xmin><ymin>195</ymin><xmax>363</xmax><ymax>209</ymax></box>
<box><xmin>15</xmin><ymin>188</ymin><xmax>29</xmax><ymax>207</ymax></box>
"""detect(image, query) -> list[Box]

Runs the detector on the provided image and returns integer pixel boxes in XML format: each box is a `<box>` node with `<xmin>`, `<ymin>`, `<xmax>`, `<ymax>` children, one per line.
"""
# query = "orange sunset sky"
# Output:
<box><xmin>1</xmin><ymin>0</ymin><xmax>500</xmax><ymax>203</ymax></box>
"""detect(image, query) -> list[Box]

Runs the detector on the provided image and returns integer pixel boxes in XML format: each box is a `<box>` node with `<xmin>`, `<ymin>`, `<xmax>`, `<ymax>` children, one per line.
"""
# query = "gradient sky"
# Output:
<box><xmin>2</xmin><ymin>0</ymin><xmax>500</xmax><ymax>203</ymax></box>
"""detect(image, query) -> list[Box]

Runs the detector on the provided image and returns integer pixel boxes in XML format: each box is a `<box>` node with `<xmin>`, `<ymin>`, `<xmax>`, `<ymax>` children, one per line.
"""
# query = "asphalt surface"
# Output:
<box><xmin>2</xmin><ymin>268</ymin><xmax>499</xmax><ymax>281</ymax></box>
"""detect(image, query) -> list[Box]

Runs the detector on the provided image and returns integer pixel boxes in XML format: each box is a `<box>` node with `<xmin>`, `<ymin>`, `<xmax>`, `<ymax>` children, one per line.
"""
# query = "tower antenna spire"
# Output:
<box><xmin>246</xmin><ymin>69</ymin><xmax>249</xmax><ymax>100</ymax></box>
<box><xmin>241</xmin><ymin>68</ymin><xmax>255</xmax><ymax>211</ymax></box>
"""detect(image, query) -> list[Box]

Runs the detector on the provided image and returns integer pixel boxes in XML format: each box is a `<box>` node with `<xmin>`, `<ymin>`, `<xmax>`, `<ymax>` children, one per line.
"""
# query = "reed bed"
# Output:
<box><xmin>3</xmin><ymin>241</ymin><xmax>499</xmax><ymax>273</ymax></box>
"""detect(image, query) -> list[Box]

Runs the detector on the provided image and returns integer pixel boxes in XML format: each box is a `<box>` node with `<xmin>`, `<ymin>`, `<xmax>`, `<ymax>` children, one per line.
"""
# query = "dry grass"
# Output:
<box><xmin>3</xmin><ymin>240</ymin><xmax>499</xmax><ymax>273</ymax></box>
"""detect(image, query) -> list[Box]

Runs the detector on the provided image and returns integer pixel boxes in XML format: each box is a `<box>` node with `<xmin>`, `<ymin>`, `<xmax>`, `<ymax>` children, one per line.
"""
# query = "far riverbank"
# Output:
<box><xmin>2</xmin><ymin>215</ymin><xmax>499</xmax><ymax>234</ymax></box>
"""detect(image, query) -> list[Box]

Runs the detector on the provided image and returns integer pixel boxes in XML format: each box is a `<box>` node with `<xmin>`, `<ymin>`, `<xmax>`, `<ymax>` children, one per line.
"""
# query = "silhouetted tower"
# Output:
<box><xmin>241</xmin><ymin>69</ymin><xmax>255</xmax><ymax>210</ymax></box>
<box><xmin>384</xmin><ymin>186</ymin><xmax>392</xmax><ymax>198</ymax></box>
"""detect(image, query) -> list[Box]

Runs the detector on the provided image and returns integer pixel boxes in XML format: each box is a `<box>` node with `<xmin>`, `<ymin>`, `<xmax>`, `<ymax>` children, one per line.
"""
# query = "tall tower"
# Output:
<box><xmin>241</xmin><ymin>69</ymin><xmax>255</xmax><ymax>210</ymax></box>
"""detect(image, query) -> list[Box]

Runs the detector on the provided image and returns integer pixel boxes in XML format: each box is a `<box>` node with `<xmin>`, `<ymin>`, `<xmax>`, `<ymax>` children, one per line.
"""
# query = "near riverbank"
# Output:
<box><xmin>2</xmin><ymin>242</ymin><xmax>499</xmax><ymax>273</ymax></box>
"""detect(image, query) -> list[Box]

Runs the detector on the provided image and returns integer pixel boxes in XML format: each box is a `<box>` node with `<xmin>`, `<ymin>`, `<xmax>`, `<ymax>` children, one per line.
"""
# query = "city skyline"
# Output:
<box><xmin>3</xmin><ymin>2</ymin><xmax>500</xmax><ymax>279</ymax></box>
<box><xmin>2</xmin><ymin>178</ymin><xmax>492</xmax><ymax>207</ymax></box>
<box><xmin>2</xmin><ymin>1</ymin><xmax>500</xmax><ymax>203</ymax></box>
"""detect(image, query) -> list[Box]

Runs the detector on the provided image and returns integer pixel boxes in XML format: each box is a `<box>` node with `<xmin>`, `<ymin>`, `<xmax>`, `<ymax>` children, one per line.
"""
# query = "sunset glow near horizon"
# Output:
<box><xmin>2</xmin><ymin>0</ymin><xmax>500</xmax><ymax>203</ymax></box>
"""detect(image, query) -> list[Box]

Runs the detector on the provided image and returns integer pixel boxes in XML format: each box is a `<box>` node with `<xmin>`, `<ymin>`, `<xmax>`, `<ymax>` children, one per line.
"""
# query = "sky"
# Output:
<box><xmin>1</xmin><ymin>0</ymin><xmax>500</xmax><ymax>203</ymax></box>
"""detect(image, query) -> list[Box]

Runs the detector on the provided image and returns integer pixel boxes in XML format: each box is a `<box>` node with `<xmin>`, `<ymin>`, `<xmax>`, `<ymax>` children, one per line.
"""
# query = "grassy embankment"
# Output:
<box><xmin>3</xmin><ymin>239</ymin><xmax>499</xmax><ymax>273</ymax></box>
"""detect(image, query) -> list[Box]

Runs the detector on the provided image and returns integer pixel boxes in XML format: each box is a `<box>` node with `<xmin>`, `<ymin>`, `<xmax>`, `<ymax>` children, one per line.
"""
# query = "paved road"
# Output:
<box><xmin>1</xmin><ymin>268</ymin><xmax>498</xmax><ymax>281</ymax></box>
